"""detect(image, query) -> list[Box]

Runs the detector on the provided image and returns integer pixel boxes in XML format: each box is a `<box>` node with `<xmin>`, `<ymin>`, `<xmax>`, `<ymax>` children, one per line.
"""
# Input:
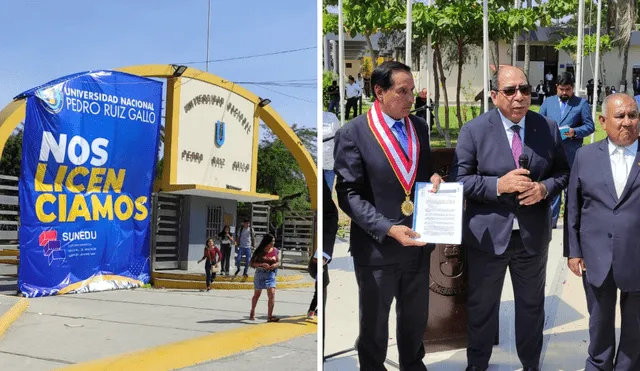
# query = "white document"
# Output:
<box><xmin>412</xmin><ymin>182</ymin><xmax>464</xmax><ymax>245</ymax></box>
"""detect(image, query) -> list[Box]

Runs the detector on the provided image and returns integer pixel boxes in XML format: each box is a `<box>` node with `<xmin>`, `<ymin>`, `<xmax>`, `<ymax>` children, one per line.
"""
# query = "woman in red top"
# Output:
<box><xmin>249</xmin><ymin>234</ymin><xmax>279</xmax><ymax>322</ymax></box>
<box><xmin>198</xmin><ymin>238</ymin><xmax>222</xmax><ymax>291</ymax></box>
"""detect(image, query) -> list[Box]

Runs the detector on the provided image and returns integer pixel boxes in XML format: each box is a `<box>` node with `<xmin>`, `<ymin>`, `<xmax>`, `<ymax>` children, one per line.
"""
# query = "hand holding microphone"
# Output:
<box><xmin>516</xmin><ymin>154</ymin><xmax>548</xmax><ymax>205</ymax></box>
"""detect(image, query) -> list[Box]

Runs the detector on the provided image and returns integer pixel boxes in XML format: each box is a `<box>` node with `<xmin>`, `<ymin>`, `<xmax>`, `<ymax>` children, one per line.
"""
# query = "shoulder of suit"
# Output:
<box><xmin>336</xmin><ymin>114</ymin><xmax>368</xmax><ymax>135</ymax></box>
<box><xmin>461</xmin><ymin>109</ymin><xmax>496</xmax><ymax>131</ymax></box>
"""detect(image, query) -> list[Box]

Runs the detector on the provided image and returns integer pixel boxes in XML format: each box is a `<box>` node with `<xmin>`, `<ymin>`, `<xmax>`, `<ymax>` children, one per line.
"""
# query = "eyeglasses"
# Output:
<box><xmin>494</xmin><ymin>84</ymin><xmax>532</xmax><ymax>97</ymax></box>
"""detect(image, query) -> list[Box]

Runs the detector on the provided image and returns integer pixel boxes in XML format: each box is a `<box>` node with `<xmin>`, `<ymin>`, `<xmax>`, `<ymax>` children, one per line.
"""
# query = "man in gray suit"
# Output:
<box><xmin>565</xmin><ymin>93</ymin><xmax>640</xmax><ymax>371</ymax></box>
<box><xmin>333</xmin><ymin>61</ymin><xmax>442</xmax><ymax>371</ymax></box>
<box><xmin>451</xmin><ymin>66</ymin><xmax>570</xmax><ymax>371</ymax></box>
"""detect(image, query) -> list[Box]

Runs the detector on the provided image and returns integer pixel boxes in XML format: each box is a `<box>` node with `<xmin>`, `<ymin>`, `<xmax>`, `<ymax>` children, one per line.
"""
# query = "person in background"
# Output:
<box><xmin>565</xmin><ymin>93</ymin><xmax>640</xmax><ymax>370</ymax></box>
<box><xmin>197</xmin><ymin>238</ymin><xmax>222</xmax><ymax>292</ymax></box>
<box><xmin>323</xmin><ymin>111</ymin><xmax>341</xmax><ymax>190</ymax></box>
<box><xmin>218</xmin><ymin>225</ymin><xmax>234</xmax><ymax>275</ymax></box>
<box><xmin>539</xmin><ymin>71</ymin><xmax>595</xmax><ymax>229</ymax></box>
<box><xmin>249</xmin><ymin>234</ymin><xmax>280</xmax><ymax>322</ymax></box>
<box><xmin>345</xmin><ymin>75</ymin><xmax>362</xmax><ymax>119</ymax></box>
<box><xmin>535</xmin><ymin>80</ymin><xmax>546</xmax><ymax>105</ymax></box>
<box><xmin>235</xmin><ymin>219</ymin><xmax>255</xmax><ymax>277</ymax></box>
<box><xmin>415</xmin><ymin>88</ymin><xmax>435</xmax><ymax>132</ymax></box>
<box><xmin>327</xmin><ymin>80</ymin><xmax>340</xmax><ymax>114</ymax></box>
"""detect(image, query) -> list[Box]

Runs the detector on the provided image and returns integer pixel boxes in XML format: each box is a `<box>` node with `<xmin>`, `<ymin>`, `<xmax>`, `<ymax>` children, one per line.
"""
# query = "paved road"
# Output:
<box><xmin>0</xmin><ymin>282</ymin><xmax>317</xmax><ymax>370</ymax></box>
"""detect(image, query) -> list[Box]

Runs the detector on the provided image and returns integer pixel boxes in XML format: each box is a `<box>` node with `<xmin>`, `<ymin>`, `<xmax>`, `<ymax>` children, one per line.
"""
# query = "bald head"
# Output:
<box><xmin>490</xmin><ymin>66</ymin><xmax>531</xmax><ymax>123</ymax></box>
<box><xmin>599</xmin><ymin>93</ymin><xmax>639</xmax><ymax>147</ymax></box>
<box><xmin>491</xmin><ymin>66</ymin><xmax>528</xmax><ymax>91</ymax></box>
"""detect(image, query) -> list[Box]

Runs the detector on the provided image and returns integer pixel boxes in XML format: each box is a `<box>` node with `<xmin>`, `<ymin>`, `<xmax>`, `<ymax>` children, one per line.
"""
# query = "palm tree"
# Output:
<box><xmin>608</xmin><ymin>0</ymin><xmax>636</xmax><ymax>91</ymax></box>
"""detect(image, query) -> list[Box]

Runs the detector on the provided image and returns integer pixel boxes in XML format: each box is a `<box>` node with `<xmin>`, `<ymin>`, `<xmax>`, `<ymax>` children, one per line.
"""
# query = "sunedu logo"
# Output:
<box><xmin>62</xmin><ymin>230</ymin><xmax>98</xmax><ymax>242</ymax></box>
<box><xmin>39</xmin><ymin>230</ymin><xmax>65</xmax><ymax>265</ymax></box>
<box><xmin>35</xmin><ymin>84</ymin><xmax>64</xmax><ymax>114</ymax></box>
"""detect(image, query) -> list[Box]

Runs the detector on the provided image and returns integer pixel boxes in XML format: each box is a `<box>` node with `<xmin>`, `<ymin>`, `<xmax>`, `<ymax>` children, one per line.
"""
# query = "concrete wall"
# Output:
<box><xmin>181</xmin><ymin>195</ymin><xmax>238</xmax><ymax>271</ymax></box>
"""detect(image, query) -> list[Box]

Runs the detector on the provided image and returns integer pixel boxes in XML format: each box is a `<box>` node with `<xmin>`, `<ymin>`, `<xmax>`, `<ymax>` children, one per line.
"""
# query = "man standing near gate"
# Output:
<box><xmin>451</xmin><ymin>66</ymin><xmax>569</xmax><ymax>371</ymax></box>
<box><xmin>539</xmin><ymin>71</ymin><xmax>595</xmax><ymax>228</ymax></box>
<box><xmin>333</xmin><ymin>60</ymin><xmax>442</xmax><ymax>371</ymax></box>
<box><xmin>235</xmin><ymin>219</ymin><xmax>255</xmax><ymax>277</ymax></box>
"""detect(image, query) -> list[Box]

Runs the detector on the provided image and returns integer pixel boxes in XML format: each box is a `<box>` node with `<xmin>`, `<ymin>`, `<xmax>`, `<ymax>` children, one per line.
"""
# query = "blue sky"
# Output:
<box><xmin>0</xmin><ymin>0</ymin><xmax>317</xmax><ymax>133</ymax></box>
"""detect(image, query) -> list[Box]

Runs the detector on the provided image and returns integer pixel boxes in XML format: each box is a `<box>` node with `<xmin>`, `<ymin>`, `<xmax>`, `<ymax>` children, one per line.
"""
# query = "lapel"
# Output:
<box><xmin>558</xmin><ymin>96</ymin><xmax>575</xmax><ymax>125</ymax></box>
<box><xmin>489</xmin><ymin>109</ymin><xmax>518</xmax><ymax>169</ymax></box>
<box><xmin>617</xmin><ymin>143</ymin><xmax>640</xmax><ymax>205</ymax></box>
<box><xmin>522</xmin><ymin>112</ymin><xmax>534</xmax><ymax>169</ymax></box>
<box><xmin>598</xmin><ymin>139</ymin><xmax>619</xmax><ymax>203</ymax></box>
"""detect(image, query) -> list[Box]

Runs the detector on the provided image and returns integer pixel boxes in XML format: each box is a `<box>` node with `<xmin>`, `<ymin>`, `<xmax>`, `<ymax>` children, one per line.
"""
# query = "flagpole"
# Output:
<box><xmin>590</xmin><ymin>0</ymin><xmax>602</xmax><ymax>144</ymax></box>
<box><xmin>483</xmin><ymin>0</ymin><xmax>489</xmax><ymax>113</ymax></box>
<box><xmin>512</xmin><ymin>0</ymin><xmax>519</xmax><ymax>66</ymax></box>
<box><xmin>206</xmin><ymin>0</ymin><xmax>211</xmax><ymax>72</ymax></box>
<box><xmin>406</xmin><ymin>0</ymin><xmax>412</xmax><ymax>67</ymax></box>
<box><xmin>338</xmin><ymin>0</ymin><xmax>346</xmax><ymax>126</ymax></box>
<box><xmin>575</xmin><ymin>0</ymin><xmax>585</xmax><ymax>97</ymax></box>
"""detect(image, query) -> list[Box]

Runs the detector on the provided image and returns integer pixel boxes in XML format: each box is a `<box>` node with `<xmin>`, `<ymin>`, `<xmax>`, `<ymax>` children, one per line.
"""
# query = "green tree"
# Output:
<box><xmin>0</xmin><ymin>130</ymin><xmax>23</xmax><ymax>178</ymax></box>
<box><xmin>256</xmin><ymin>124</ymin><xmax>317</xmax><ymax>227</ymax></box>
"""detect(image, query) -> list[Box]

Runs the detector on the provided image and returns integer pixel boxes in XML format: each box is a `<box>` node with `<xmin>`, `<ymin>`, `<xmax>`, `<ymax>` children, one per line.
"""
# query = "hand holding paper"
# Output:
<box><xmin>412</xmin><ymin>182</ymin><xmax>464</xmax><ymax>245</ymax></box>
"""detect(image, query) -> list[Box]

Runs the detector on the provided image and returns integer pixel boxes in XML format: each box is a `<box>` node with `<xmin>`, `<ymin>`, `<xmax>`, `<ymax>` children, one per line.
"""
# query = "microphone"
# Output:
<box><xmin>517</xmin><ymin>154</ymin><xmax>529</xmax><ymax>209</ymax></box>
<box><xmin>518</xmin><ymin>154</ymin><xmax>529</xmax><ymax>173</ymax></box>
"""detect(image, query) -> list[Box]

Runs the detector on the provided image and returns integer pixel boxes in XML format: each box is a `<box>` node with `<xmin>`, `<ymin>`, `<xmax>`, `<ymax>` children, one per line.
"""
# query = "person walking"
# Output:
<box><xmin>218</xmin><ymin>225</ymin><xmax>234</xmax><ymax>275</ymax></box>
<box><xmin>235</xmin><ymin>219</ymin><xmax>255</xmax><ymax>277</ymax></box>
<box><xmin>249</xmin><ymin>234</ymin><xmax>280</xmax><ymax>322</ymax></box>
<box><xmin>197</xmin><ymin>238</ymin><xmax>222</xmax><ymax>292</ymax></box>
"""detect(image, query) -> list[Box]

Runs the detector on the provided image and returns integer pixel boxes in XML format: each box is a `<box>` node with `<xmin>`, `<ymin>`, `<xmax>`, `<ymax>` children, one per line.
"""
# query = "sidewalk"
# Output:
<box><xmin>324</xmin><ymin>227</ymin><xmax>611</xmax><ymax>371</ymax></box>
<box><xmin>0</xmin><ymin>280</ymin><xmax>317</xmax><ymax>370</ymax></box>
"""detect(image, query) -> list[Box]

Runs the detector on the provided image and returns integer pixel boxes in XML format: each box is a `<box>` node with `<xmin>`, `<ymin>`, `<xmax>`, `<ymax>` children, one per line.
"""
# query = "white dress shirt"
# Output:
<box><xmin>608</xmin><ymin>138</ymin><xmax>638</xmax><ymax>198</ymax></box>
<box><xmin>346</xmin><ymin>83</ymin><xmax>361</xmax><ymax>99</ymax></box>
<box><xmin>496</xmin><ymin>109</ymin><xmax>525</xmax><ymax>230</ymax></box>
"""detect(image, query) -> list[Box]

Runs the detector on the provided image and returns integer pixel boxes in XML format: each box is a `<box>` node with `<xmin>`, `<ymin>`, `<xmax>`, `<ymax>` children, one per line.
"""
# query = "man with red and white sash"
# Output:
<box><xmin>333</xmin><ymin>61</ymin><xmax>442</xmax><ymax>371</ymax></box>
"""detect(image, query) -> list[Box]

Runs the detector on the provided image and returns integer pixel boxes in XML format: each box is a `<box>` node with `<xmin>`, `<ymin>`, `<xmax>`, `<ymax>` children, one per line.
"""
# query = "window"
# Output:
<box><xmin>346</xmin><ymin>62</ymin><xmax>353</xmax><ymax>68</ymax></box>
<box><xmin>206</xmin><ymin>206</ymin><xmax>223</xmax><ymax>242</ymax></box>
<box><xmin>516</xmin><ymin>45</ymin><xmax>558</xmax><ymax>62</ymax></box>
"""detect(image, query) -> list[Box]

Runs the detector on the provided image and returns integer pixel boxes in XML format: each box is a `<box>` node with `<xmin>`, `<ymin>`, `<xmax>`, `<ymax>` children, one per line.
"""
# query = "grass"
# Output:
<box><xmin>337</xmin><ymin>100</ymin><xmax>606</xmax><ymax>148</ymax></box>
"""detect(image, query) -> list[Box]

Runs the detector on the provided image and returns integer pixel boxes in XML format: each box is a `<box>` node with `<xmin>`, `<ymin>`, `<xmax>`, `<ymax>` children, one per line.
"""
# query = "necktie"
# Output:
<box><xmin>560</xmin><ymin>102</ymin><xmax>566</xmax><ymax>118</ymax></box>
<box><xmin>614</xmin><ymin>147</ymin><xmax>628</xmax><ymax>198</ymax></box>
<box><xmin>392</xmin><ymin>121</ymin><xmax>408</xmax><ymax>155</ymax></box>
<box><xmin>511</xmin><ymin>125</ymin><xmax>523</xmax><ymax>167</ymax></box>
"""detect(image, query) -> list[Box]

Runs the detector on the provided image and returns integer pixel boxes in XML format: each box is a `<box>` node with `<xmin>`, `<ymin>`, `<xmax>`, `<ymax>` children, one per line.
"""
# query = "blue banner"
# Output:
<box><xmin>17</xmin><ymin>70</ymin><xmax>162</xmax><ymax>298</ymax></box>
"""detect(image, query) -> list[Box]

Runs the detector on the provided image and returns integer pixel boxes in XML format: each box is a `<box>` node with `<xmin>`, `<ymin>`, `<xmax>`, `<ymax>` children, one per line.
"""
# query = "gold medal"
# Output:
<box><xmin>401</xmin><ymin>196</ymin><xmax>414</xmax><ymax>216</ymax></box>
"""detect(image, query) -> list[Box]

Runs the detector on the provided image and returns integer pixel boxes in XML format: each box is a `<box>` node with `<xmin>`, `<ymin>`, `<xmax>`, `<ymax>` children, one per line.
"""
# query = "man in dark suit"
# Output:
<box><xmin>333</xmin><ymin>60</ymin><xmax>442</xmax><ymax>371</ymax></box>
<box><xmin>565</xmin><ymin>93</ymin><xmax>640</xmax><ymax>371</ymax></box>
<box><xmin>450</xmin><ymin>65</ymin><xmax>570</xmax><ymax>371</ymax></box>
<box><xmin>539</xmin><ymin>71</ymin><xmax>595</xmax><ymax>228</ymax></box>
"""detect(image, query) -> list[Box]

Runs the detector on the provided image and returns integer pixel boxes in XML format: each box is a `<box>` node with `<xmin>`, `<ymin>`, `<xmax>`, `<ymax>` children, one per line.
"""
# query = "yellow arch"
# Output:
<box><xmin>0</xmin><ymin>64</ymin><xmax>317</xmax><ymax>208</ymax></box>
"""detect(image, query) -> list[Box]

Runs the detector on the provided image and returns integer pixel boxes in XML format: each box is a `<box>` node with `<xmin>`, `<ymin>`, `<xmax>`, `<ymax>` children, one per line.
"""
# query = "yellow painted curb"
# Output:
<box><xmin>153</xmin><ymin>278</ymin><xmax>314</xmax><ymax>290</ymax></box>
<box><xmin>53</xmin><ymin>316</ymin><xmax>317</xmax><ymax>371</ymax></box>
<box><xmin>0</xmin><ymin>297</ymin><xmax>28</xmax><ymax>338</ymax></box>
<box><xmin>152</xmin><ymin>272</ymin><xmax>304</xmax><ymax>283</ymax></box>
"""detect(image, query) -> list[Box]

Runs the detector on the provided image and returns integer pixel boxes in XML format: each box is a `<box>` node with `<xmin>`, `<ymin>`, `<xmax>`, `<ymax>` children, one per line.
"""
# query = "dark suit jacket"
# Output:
<box><xmin>323</xmin><ymin>177</ymin><xmax>339</xmax><ymax>261</ymax></box>
<box><xmin>450</xmin><ymin>109</ymin><xmax>570</xmax><ymax>255</ymax></box>
<box><xmin>539</xmin><ymin>95</ymin><xmax>595</xmax><ymax>165</ymax></box>
<box><xmin>333</xmin><ymin>113</ymin><xmax>434</xmax><ymax>266</ymax></box>
<box><xmin>564</xmin><ymin>139</ymin><xmax>640</xmax><ymax>291</ymax></box>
